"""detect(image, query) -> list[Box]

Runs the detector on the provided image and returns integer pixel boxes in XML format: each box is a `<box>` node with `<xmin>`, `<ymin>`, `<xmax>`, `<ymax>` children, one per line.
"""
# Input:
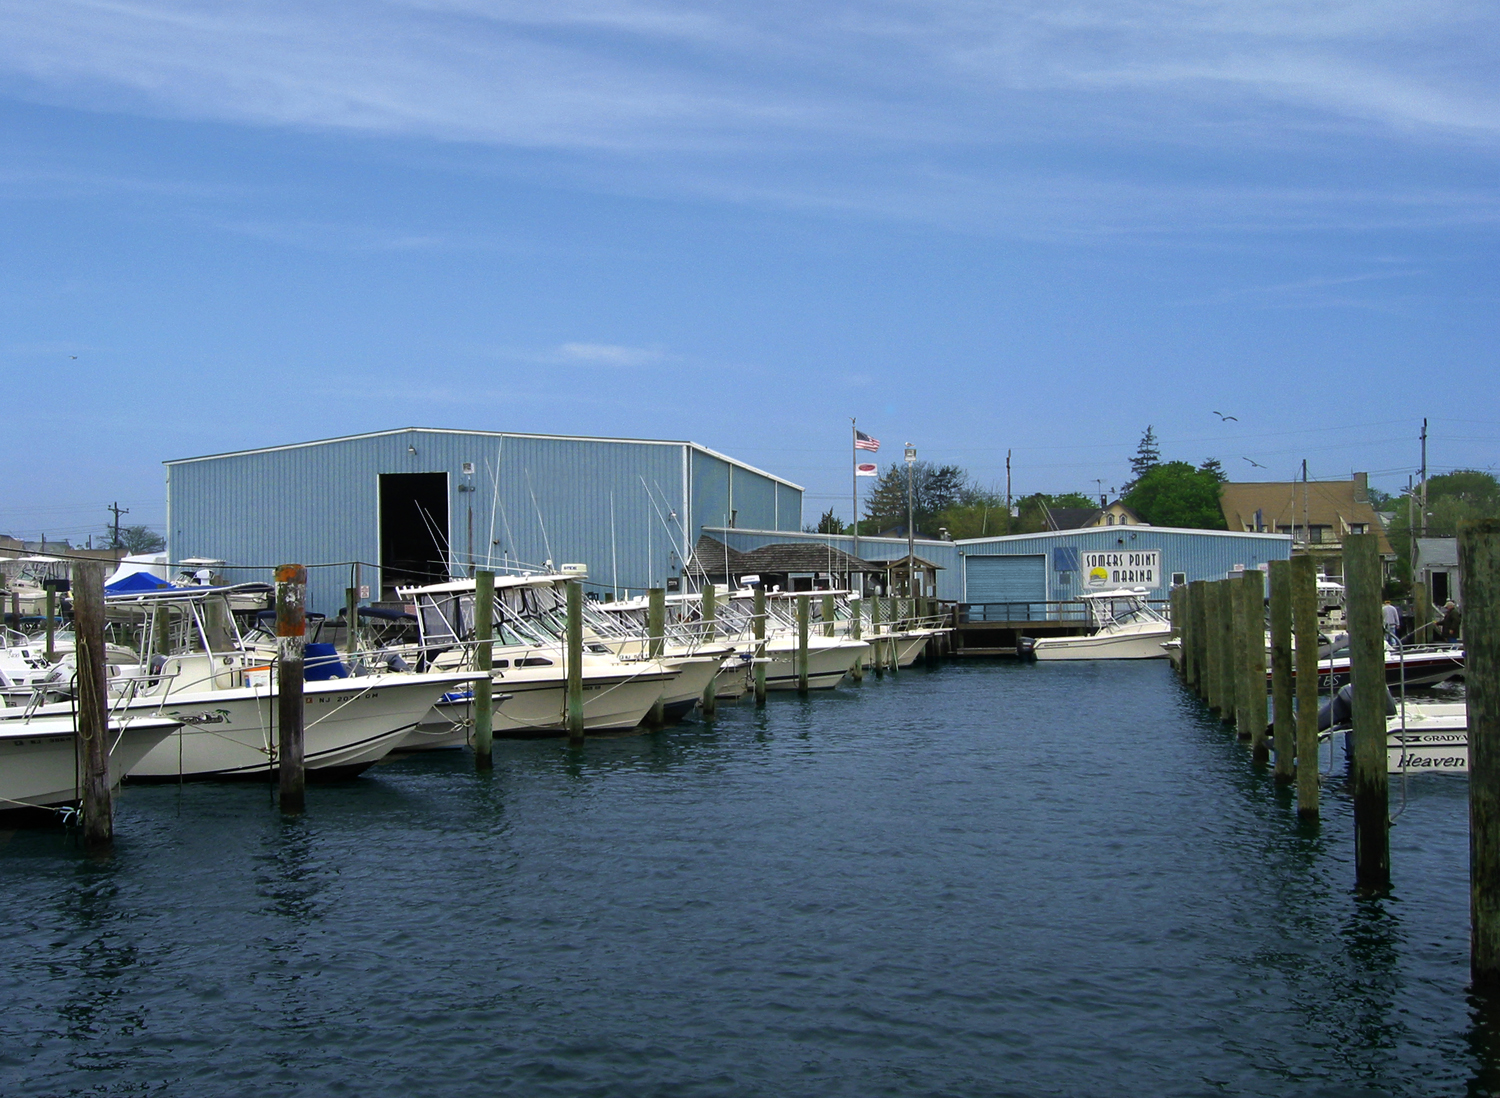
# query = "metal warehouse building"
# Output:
<box><xmin>708</xmin><ymin>524</ymin><xmax>1292</xmax><ymax>603</ymax></box>
<box><xmin>165</xmin><ymin>428</ymin><xmax>803</xmax><ymax>614</ymax></box>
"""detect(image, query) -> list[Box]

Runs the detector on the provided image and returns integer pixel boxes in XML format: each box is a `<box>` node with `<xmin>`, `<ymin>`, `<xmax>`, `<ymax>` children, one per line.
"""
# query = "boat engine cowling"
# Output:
<box><xmin>1017</xmin><ymin>636</ymin><xmax>1038</xmax><ymax>661</ymax></box>
<box><xmin>1318</xmin><ymin>682</ymin><xmax>1397</xmax><ymax>732</ymax></box>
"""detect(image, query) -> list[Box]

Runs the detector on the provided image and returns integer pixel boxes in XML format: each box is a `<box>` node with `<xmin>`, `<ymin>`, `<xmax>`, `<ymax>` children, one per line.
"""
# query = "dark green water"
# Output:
<box><xmin>1</xmin><ymin>662</ymin><xmax>1492</xmax><ymax>1096</ymax></box>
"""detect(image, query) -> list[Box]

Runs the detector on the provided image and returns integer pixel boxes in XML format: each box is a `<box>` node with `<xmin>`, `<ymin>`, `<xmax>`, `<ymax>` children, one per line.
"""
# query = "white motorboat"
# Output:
<box><xmin>401</xmin><ymin>577</ymin><xmax>681</xmax><ymax>737</ymax></box>
<box><xmin>1025</xmin><ymin>589</ymin><xmax>1171</xmax><ymax>661</ymax></box>
<box><xmin>1</xmin><ymin>583</ymin><xmax>486</xmax><ymax>779</ymax></box>
<box><xmin>0</xmin><ymin>714</ymin><xmax>181</xmax><ymax>810</ymax></box>
<box><xmin>1386</xmin><ymin>701</ymin><xmax>1468</xmax><ymax>774</ymax></box>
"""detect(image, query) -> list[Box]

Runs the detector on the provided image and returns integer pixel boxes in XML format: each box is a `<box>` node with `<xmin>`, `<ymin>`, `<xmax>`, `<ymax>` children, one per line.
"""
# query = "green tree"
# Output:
<box><xmin>104</xmin><ymin>524</ymin><xmax>166</xmax><ymax>553</ymax></box>
<box><xmin>806</xmin><ymin>508</ymin><xmax>848</xmax><ymax>535</ymax></box>
<box><xmin>1198</xmin><ymin>458</ymin><xmax>1226</xmax><ymax>482</ymax></box>
<box><xmin>1122</xmin><ymin>462</ymin><xmax>1227</xmax><ymax>529</ymax></box>
<box><xmin>862</xmin><ymin>461</ymin><xmax>972</xmax><ymax>536</ymax></box>
<box><xmin>1385</xmin><ymin>470</ymin><xmax>1500</xmax><ymax>578</ymax></box>
<box><xmin>1122</xmin><ymin>426</ymin><xmax>1161</xmax><ymax>492</ymax></box>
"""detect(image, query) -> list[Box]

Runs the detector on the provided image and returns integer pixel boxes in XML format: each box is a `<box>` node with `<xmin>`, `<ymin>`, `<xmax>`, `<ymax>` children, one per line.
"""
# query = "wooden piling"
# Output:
<box><xmin>566</xmin><ymin>580</ymin><xmax>585</xmax><ymax>743</ymax></box>
<box><xmin>646</xmin><ymin>586</ymin><xmax>666</xmax><ymax>726</ymax></box>
<box><xmin>44</xmin><ymin>586</ymin><xmax>57</xmax><ymax>662</ymax></box>
<box><xmin>753</xmin><ymin>586</ymin><xmax>767</xmax><ymax>705</ymax></box>
<box><xmin>344</xmin><ymin>586</ymin><xmax>359</xmax><ymax>657</ymax></box>
<box><xmin>700</xmin><ymin>584</ymin><xmax>717</xmax><ymax>718</ymax></box>
<box><xmin>1345</xmin><ymin>533</ymin><xmax>1389</xmax><ymax>892</ymax></box>
<box><xmin>1461</xmin><ymin>520</ymin><xmax>1500</xmax><ymax>985</ymax></box>
<box><xmin>888</xmin><ymin>598</ymin><xmax>901</xmax><ymax>674</ymax></box>
<box><xmin>822</xmin><ymin>593</ymin><xmax>836</xmax><ymax>639</ymax></box>
<box><xmin>1231</xmin><ymin>574</ymin><xmax>1252</xmax><ymax>741</ymax></box>
<box><xmin>1171</xmin><ymin>586</ymin><xmax>1185</xmax><ymax>679</ymax></box>
<box><xmin>850</xmin><ymin>596</ymin><xmax>864</xmax><ymax>682</ymax></box>
<box><xmin>1242</xmin><ymin>569</ymin><xmax>1268</xmax><ymax>761</ymax></box>
<box><xmin>1269</xmin><ymin>561</ymin><xmax>1294</xmax><ymax>782</ymax></box>
<box><xmin>274</xmin><ymin>563</ymin><xmax>307</xmax><ymax>815</ymax></box>
<box><xmin>1218</xmin><ymin>579</ymin><xmax>1238</xmax><ymax>725</ymax></box>
<box><xmin>1189</xmin><ymin>580</ymin><xmax>1208</xmax><ymax>698</ymax></box>
<box><xmin>1198</xmin><ymin>582</ymin><xmax>1219</xmax><ymax>709</ymax></box>
<box><xmin>1292</xmin><ymin>554</ymin><xmax>1320</xmax><ymax>818</ymax></box>
<box><xmin>871</xmin><ymin>594</ymin><xmax>884</xmax><ymax>679</ymax></box>
<box><xmin>72</xmin><ymin>560</ymin><xmax>112</xmax><ymax>850</ymax></box>
<box><xmin>473</xmin><ymin>569</ymin><xmax>494</xmax><ymax>768</ymax></box>
<box><xmin>1413</xmin><ymin>580</ymin><xmax>1432</xmax><ymax>645</ymax></box>
<box><xmin>796</xmin><ymin>594</ymin><xmax>811</xmax><ymax>694</ymax></box>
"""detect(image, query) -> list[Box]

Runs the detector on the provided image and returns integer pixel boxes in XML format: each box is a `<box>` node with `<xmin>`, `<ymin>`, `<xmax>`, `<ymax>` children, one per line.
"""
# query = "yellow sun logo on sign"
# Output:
<box><xmin>1088</xmin><ymin>567</ymin><xmax>1110</xmax><ymax>586</ymax></box>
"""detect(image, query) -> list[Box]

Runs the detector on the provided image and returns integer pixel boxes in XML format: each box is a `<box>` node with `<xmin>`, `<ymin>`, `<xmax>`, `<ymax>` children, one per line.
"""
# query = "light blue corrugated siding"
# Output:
<box><xmin>959</xmin><ymin>527</ymin><xmax>1290</xmax><ymax>602</ymax></box>
<box><xmin>167</xmin><ymin>430</ymin><xmax>792</xmax><ymax>614</ymax></box>
<box><xmin>965</xmin><ymin>555</ymin><xmax>1047</xmax><ymax>602</ymax></box>
<box><xmin>712</xmin><ymin>525</ymin><xmax>1291</xmax><ymax>605</ymax></box>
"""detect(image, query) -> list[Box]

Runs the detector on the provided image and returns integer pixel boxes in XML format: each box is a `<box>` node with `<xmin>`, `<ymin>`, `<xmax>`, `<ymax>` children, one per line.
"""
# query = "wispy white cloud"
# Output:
<box><xmin>551</xmin><ymin>342</ymin><xmax>668</xmax><ymax>367</ymax></box>
<box><xmin>0</xmin><ymin>1</ymin><xmax>1495</xmax><ymax>234</ymax></box>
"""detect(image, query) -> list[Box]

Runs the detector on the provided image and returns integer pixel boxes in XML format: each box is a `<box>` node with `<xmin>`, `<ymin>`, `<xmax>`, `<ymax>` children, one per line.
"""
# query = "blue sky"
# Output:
<box><xmin>2</xmin><ymin>0</ymin><xmax>1497</xmax><ymax>542</ymax></box>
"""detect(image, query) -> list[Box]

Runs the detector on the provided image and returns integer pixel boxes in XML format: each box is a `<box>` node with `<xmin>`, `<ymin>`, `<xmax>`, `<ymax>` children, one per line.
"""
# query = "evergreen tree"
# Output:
<box><xmin>807</xmin><ymin>508</ymin><xmax>847</xmax><ymax>535</ymax></box>
<box><xmin>1198</xmin><ymin>458</ymin><xmax>1226</xmax><ymax>482</ymax></box>
<box><xmin>1127</xmin><ymin>426</ymin><xmax>1161</xmax><ymax>485</ymax></box>
<box><xmin>862</xmin><ymin>461</ymin><xmax>973</xmax><ymax>536</ymax></box>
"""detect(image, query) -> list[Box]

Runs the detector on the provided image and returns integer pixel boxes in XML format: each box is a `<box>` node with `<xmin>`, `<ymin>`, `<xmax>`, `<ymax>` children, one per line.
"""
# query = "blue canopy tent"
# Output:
<box><xmin>105</xmin><ymin>571</ymin><xmax>173</xmax><ymax>595</ymax></box>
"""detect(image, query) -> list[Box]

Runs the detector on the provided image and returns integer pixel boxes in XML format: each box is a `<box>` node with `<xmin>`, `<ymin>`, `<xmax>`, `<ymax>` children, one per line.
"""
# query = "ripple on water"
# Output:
<box><xmin>0</xmin><ymin>661</ymin><xmax>1486</xmax><ymax>1096</ymax></box>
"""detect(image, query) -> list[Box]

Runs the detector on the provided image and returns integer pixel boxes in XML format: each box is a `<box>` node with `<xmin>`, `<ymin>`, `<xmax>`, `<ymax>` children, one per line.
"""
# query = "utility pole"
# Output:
<box><xmin>1006</xmin><ymin>449</ymin><xmax>1012</xmax><ymax>531</ymax></box>
<box><xmin>108</xmin><ymin>501</ymin><xmax>129</xmax><ymax>550</ymax></box>
<box><xmin>904</xmin><ymin>443</ymin><xmax>917</xmax><ymax>597</ymax></box>
<box><xmin>1420</xmin><ymin>418</ymin><xmax>1429</xmax><ymax>538</ymax></box>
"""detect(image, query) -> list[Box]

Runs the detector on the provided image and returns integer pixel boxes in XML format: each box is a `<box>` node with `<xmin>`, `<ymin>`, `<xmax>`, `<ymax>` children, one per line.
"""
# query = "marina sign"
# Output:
<box><xmin>1082</xmin><ymin>550</ymin><xmax>1160</xmax><ymax>589</ymax></box>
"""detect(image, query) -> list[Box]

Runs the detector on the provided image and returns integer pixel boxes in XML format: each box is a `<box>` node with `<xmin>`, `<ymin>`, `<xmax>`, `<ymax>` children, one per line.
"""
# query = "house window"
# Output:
<box><xmin>1350</xmin><ymin>523</ymin><xmax>1368</xmax><ymax>535</ymax></box>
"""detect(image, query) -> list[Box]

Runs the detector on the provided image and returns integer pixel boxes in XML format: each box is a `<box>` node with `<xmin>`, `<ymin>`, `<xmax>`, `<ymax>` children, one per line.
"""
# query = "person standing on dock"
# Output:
<box><xmin>1383</xmin><ymin>599</ymin><xmax>1402</xmax><ymax>645</ymax></box>
<box><xmin>1440</xmin><ymin>600</ymin><xmax>1463</xmax><ymax>641</ymax></box>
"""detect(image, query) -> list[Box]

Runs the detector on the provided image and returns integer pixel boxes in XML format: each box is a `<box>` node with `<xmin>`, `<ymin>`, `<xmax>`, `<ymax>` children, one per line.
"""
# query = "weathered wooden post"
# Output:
<box><xmin>822</xmin><ymin>592</ymin><xmax>836</xmax><ymax>638</ymax></box>
<box><xmin>9</xmin><ymin>590</ymin><xmax>18</xmax><ymax>631</ymax></box>
<box><xmin>72</xmin><ymin>560</ymin><xmax>112</xmax><ymax>850</ymax></box>
<box><xmin>1462</xmin><ymin>520</ymin><xmax>1500</xmax><ymax>985</ymax></box>
<box><xmin>275</xmin><ymin>563</ymin><xmax>307</xmax><ymax>815</ymax></box>
<box><xmin>1189</xmin><ymin>580</ymin><xmax>1208</xmax><ymax>698</ymax></box>
<box><xmin>1231</xmin><ymin>574</ymin><xmax>1252</xmax><ymax>741</ymax></box>
<box><xmin>871</xmin><ymin>594</ymin><xmax>885</xmax><ymax>679</ymax></box>
<box><xmin>566</xmin><ymin>580</ymin><xmax>585</xmax><ymax>743</ymax></box>
<box><xmin>882</xmin><ymin>597</ymin><xmax>894</xmax><ymax>672</ymax></box>
<box><xmin>1242</xmin><ymin>568</ymin><xmax>1268</xmax><ymax>761</ymax></box>
<box><xmin>1292</xmin><ymin>554</ymin><xmax>1320</xmax><ymax>817</ymax></box>
<box><xmin>796</xmin><ymin>594</ymin><xmax>811</xmax><ymax>694</ymax></box>
<box><xmin>646</xmin><ymin>586</ymin><xmax>666</xmax><ymax>726</ymax></box>
<box><xmin>1346</xmin><ymin>533</ymin><xmax>1389</xmax><ymax>892</ymax></box>
<box><xmin>1413</xmin><ymin>580</ymin><xmax>1432</xmax><ymax>645</ymax></box>
<box><xmin>850</xmin><ymin>595</ymin><xmax>864</xmax><ymax>682</ymax></box>
<box><xmin>1171</xmin><ymin>585</ymin><xmax>1185</xmax><ymax>680</ymax></box>
<box><xmin>473</xmin><ymin>569</ymin><xmax>494</xmax><ymax>769</ymax></box>
<box><xmin>1218</xmin><ymin>579</ymin><xmax>1238</xmax><ymax>726</ymax></box>
<box><xmin>1200</xmin><ymin>582</ymin><xmax>1220</xmax><ymax>710</ymax></box>
<box><xmin>344</xmin><ymin>586</ymin><xmax>359</xmax><ymax>658</ymax></box>
<box><xmin>44</xmin><ymin>584</ymin><xmax>57</xmax><ymax>662</ymax></box>
<box><xmin>700</xmin><ymin>585</ymin><xmax>717</xmax><ymax>718</ymax></box>
<box><xmin>1269</xmin><ymin>561</ymin><xmax>1294</xmax><ymax>782</ymax></box>
<box><xmin>753</xmin><ymin>586</ymin><xmax>767</xmax><ymax>705</ymax></box>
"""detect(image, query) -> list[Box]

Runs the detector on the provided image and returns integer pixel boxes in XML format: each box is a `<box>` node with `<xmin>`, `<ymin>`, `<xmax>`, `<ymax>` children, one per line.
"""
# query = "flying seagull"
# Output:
<box><xmin>1242</xmin><ymin>457</ymin><xmax>1266</xmax><ymax>468</ymax></box>
<box><xmin>1213</xmin><ymin>411</ymin><xmax>1238</xmax><ymax>421</ymax></box>
<box><xmin>70</xmin><ymin>355</ymin><xmax>77</xmax><ymax>359</ymax></box>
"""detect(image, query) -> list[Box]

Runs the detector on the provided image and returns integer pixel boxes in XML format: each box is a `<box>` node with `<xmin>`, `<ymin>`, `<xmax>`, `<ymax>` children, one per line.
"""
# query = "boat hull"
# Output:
<box><xmin>762</xmin><ymin>640</ymin><xmax>868</xmax><ymax>690</ymax></box>
<box><xmin>0</xmin><ymin>716</ymin><xmax>179</xmax><ymax>809</ymax></box>
<box><xmin>1033</xmin><ymin>626</ymin><xmax>1172</xmax><ymax>661</ymax></box>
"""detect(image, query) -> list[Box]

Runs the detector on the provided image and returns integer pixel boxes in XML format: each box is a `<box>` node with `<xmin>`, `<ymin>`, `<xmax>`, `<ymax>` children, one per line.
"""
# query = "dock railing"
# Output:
<box><xmin>956</xmin><ymin>599</ymin><xmax>1171</xmax><ymax>624</ymax></box>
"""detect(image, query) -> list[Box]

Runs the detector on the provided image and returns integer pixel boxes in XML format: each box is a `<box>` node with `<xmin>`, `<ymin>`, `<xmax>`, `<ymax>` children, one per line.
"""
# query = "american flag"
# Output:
<box><xmin>855</xmin><ymin>430</ymin><xmax>880</xmax><ymax>452</ymax></box>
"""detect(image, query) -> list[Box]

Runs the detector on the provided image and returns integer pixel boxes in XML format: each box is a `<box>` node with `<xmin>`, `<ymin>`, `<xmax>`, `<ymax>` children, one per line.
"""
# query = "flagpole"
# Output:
<box><xmin>851</xmin><ymin>417</ymin><xmax>859</xmax><ymax>572</ymax></box>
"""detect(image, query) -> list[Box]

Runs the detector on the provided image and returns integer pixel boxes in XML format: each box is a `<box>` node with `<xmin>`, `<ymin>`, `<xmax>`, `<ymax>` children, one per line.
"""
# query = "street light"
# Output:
<box><xmin>904</xmin><ymin>444</ymin><xmax>917</xmax><ymax>596</ymax></box>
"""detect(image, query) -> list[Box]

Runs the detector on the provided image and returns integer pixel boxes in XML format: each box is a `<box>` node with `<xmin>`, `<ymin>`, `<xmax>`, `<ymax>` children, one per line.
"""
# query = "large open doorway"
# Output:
<box><xmin>379</xmin><ymin>472</ymin><xmax>450</xmax><ymax>599</ymax></box>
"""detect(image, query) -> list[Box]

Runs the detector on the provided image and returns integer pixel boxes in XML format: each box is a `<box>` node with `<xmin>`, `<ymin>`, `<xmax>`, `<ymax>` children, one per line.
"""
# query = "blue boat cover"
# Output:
<box><xmin>106</xmin><ymin>572</ymin><xmax>173</xmax><ymax>594</ymax></box>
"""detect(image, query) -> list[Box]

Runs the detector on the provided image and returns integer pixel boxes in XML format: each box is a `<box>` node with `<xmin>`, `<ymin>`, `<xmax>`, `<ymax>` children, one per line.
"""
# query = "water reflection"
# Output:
<box><xmin>1468</xmin><ymin>987</ymin><xmax>1500</xmax><ymax>1097</ymax></box>
<box><xmin>54</xmin><ymin>860</ymin><xmax>142</xmax><ymax>1075</ymax></box>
